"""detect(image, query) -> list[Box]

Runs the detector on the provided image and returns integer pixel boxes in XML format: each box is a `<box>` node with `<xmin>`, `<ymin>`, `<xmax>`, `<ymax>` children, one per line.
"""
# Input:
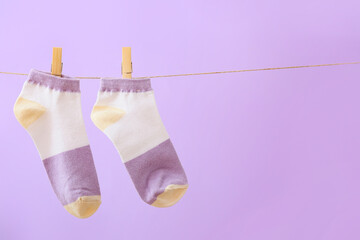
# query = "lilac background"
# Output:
<box><xmin>1</xmin><ymin>0</ymin><xmax>360</xmax><ymax>239</ymax></box>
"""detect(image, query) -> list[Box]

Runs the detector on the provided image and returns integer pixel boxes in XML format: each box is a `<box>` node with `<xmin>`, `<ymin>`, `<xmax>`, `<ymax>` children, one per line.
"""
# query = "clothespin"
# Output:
<box><xmin>51</xmin><ymin>47</ymin><xmax>62</xmax><ymax>76</ymax></box>
<box><xmin>122</xmin><ymin>47</ymin><xmax>132</xmax><ymax>79</ymax></box>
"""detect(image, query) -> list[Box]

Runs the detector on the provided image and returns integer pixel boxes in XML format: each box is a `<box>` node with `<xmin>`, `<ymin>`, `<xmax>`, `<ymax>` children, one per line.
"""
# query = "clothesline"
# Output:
<box><xmin>1</xmin><ymin>62</ymin><xmax>359</xmax><ymax>79</ymax></box>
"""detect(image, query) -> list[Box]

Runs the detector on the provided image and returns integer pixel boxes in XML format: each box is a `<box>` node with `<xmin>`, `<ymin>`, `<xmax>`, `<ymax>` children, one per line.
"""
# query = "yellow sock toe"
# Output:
<box><xmin>151</xmin><ymin>184</ymin><xmax>188</xmax><ymax>208</ymax></box>
<box><xmin>64</xmin><ymin>195</ymin><xmax>101</xmax><ymax>219</ymax></box>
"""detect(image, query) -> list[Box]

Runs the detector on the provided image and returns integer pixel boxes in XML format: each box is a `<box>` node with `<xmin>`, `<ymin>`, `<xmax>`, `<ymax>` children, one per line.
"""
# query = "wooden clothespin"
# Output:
<box><xmin>51</xmin><ymin>47</ymin><xmax>62</xmax><ymax>76</ymax></box>
<box><xmin>122</xmin><ymin>47</ymin><xmax>132</xmax><ymax>79</ymax></box>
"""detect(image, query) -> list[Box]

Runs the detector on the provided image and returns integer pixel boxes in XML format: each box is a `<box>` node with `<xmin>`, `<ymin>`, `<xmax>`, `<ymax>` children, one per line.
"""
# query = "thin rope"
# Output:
<box><xmin>1</xmin><ymin>61</ymin><xmax>359</xmax><ymax>79</ymax></box>
<box><xmin>0</xmin><ymin>72</ymin><xmax>28</xmax><ymax>76</ymax></box>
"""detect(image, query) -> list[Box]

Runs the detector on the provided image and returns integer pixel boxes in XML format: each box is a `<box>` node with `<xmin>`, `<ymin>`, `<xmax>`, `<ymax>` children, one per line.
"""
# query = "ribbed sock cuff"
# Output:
<box><xmin>27</xmin><ymin>69</ymin><xmax>80</xmax><ymax>92</ymax></box>
<box><xmin>100</xmin><ymin>78</ymin><xmax>152</xmax><ymax>92</ymax></box>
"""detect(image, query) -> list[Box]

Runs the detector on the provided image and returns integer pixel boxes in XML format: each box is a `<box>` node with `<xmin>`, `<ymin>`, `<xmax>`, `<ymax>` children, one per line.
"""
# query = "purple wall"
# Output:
<box><xmin>1</xmin><ymin>0</ymin><xmax>360</xmax><ymax>239</ymax></box>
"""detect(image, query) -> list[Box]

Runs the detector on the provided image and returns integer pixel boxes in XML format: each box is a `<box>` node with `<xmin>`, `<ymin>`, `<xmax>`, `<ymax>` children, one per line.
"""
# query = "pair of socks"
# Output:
<box><xmin>13</xmin><ymin>69</ymin><xmax>188</xmax><ymax>218</ymax></box>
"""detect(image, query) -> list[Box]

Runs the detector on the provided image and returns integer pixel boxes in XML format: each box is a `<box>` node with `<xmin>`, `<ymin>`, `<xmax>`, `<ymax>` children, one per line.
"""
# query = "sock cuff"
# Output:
<box><xmin>27</xmin><ymin>69</ymin><xmax>80</xmax><ymax>92</ymax></box>
<box><xmin>99</xmin><ymin>78</ymin><xmax>152</xmax><ymax>92</ymax></box>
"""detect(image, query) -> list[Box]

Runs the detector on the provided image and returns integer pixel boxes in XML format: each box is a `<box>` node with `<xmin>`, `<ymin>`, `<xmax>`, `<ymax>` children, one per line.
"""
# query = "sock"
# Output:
<box><xmin>91</xmin><ymin>78</ymin><xmax>188</xmax><ymax>208</ymax></box>
<box><xmin>13</xmin><ymin>69</ymin><xmax>101</xmax><ymax>218</ymax></box>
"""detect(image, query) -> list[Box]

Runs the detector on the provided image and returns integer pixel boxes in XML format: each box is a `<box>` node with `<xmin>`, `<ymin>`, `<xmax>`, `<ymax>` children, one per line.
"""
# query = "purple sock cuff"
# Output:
<box><xmin>100</xmin><ymin>78</ymin><xmax>152</xmax><ymax>92</ymax></box>
<box><xmin>27</xmin><ymin>69</ymin><xmax>80</xmax><ymax>92</ymax></box>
